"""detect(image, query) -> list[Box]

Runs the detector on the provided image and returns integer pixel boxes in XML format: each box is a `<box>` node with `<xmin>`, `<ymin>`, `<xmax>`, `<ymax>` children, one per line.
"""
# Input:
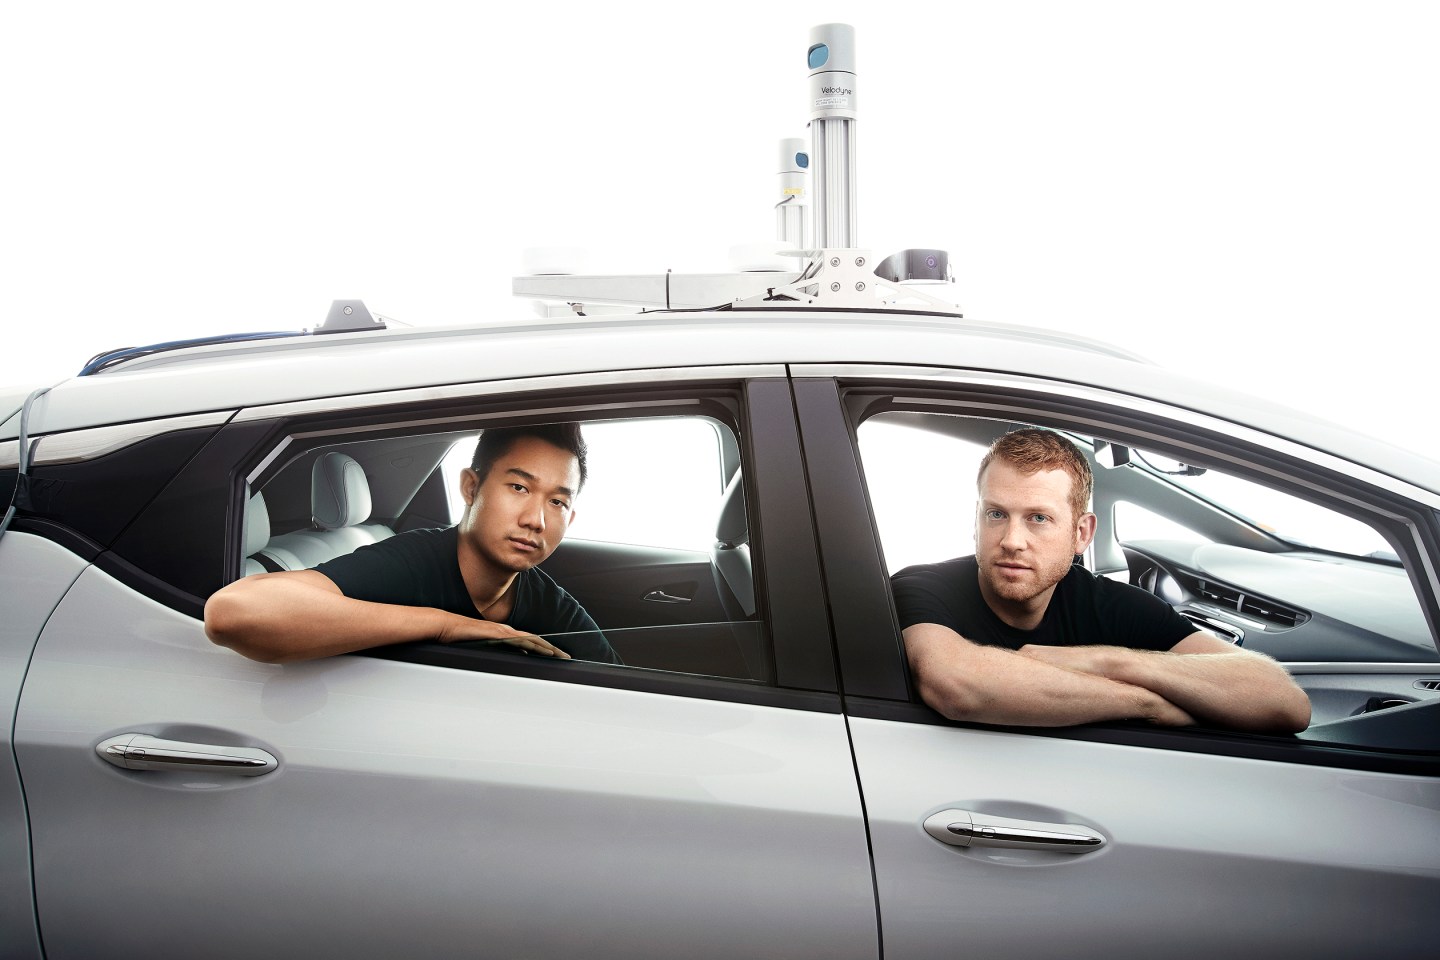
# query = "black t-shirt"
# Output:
<box><xmin>314</xmin><ymin>526</ymin><xmax>621</xmax><ymax>664</ymax></box>
<box><xmin>892</xmin><ymin>555</ymin><xmax>1194</xmax><ymax>652</ymax></box>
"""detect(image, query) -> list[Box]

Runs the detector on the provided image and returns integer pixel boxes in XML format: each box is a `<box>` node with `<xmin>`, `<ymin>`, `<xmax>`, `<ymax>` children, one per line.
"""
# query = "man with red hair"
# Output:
<box><xmin>893</xmin><ymin>429</ymin><xmax>1310</xmax><ymax>733</ymax></box>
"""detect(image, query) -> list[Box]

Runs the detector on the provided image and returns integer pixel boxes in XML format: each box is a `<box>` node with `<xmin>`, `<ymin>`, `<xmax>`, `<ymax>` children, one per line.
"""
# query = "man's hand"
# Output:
<box><xmin>434</xmin><ymin>618</ymin><xmax>570</xmax><ymax>659</ymax></box>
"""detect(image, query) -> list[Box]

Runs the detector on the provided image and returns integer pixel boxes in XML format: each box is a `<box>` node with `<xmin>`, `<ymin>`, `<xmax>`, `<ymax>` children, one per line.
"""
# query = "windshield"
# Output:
<box><xmin>1125</xmin><ymin>448</ymin><xmax>1398</xmax><ymax>562</ymax></box>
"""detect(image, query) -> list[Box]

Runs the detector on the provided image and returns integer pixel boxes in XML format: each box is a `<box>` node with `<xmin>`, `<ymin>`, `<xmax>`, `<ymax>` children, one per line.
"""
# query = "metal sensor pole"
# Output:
<box><xmin>807</xmin><ymin>23</ymin><xmax>857</xmax><ymax>249</ymax></box>
<box><xmin>776</xmin><ymin>137</ymin><xmax>809</xmax><ymax>248</ymax></box>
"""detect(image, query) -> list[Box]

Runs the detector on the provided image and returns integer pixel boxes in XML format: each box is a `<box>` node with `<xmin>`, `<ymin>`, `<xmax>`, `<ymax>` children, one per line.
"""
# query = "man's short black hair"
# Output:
<box><xmin>471</xmin><ymin>423</ymin><xmax>589</xmax><ymax>492</ymax></box>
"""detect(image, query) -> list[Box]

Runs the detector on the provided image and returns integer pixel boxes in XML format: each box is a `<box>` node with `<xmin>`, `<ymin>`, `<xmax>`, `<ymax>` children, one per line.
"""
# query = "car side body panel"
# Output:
<box><xmin>15</xmin><ymin>564</ymin><xmax>878</xmax><ymax>960</ymax></box>
<box><xmin>0</xmin><ymin>533</ymin><xmax>86</xmax><ymax>960</ymax></box>
<box><xmin>850</xmin><ymin>716</ymin><xmax>1440</xmax><ymax>960</ymax></box>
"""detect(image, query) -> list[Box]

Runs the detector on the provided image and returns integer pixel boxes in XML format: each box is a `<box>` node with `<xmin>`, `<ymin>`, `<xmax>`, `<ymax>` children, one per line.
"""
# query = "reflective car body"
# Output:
<box><xmin>3</xmin><ymin>310</ymin><xmax>1438</xmax><ymax>959</ymax></box>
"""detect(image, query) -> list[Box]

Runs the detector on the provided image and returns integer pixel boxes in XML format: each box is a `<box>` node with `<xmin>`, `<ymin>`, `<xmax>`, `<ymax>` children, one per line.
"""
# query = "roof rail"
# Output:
<box><xmin>77</xmin><ymin>300</ymin><xmax>385</xmax><ymax>376</ymax></box>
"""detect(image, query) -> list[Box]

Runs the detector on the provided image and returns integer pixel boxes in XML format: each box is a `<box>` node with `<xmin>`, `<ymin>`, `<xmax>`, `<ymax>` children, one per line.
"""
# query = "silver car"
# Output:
<box><xmin>2</xmin><ymin>305</ymin><xmax>1437</xmax><ymax>959</ymax></box>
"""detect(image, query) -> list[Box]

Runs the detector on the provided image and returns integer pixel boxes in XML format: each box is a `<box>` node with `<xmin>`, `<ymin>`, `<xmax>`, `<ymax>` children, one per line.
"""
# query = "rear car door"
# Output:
<box><xmin>791</xmin><ymin>371</ymin><xmax>1440</xmax><ymax>959</ymax></box>
<box><xmin>8</xmin><ymin>370</ymin><xmax>878</xmax><ymax>960</ymax></box>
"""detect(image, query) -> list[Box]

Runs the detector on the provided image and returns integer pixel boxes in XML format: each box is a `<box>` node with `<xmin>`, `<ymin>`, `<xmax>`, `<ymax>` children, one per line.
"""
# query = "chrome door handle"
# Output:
<box><xmin>643</xmin><ymin>589</ymin><xmax>692</xmax><ymax>604</ymax></box>
<box><xmin>923</xmin><ymin>809</ymin><xmax>1104</xmax><ymax>853</ymax></box>
<box><xmin>96</xmin><ymin>734</ymin><xmax>278</xmax><ymax>777</ymax></box>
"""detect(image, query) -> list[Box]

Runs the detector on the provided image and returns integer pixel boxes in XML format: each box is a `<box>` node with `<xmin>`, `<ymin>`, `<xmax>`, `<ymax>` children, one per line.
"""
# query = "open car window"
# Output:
<box><xmin>241</xmin><ymin>412</ymin><xmax>768</xmax><ymax>685</ymax></box>
<box><xmin>855</xmin><ymin>407</ymin><xmax>1440</xmax><ymax>757</ymax></box>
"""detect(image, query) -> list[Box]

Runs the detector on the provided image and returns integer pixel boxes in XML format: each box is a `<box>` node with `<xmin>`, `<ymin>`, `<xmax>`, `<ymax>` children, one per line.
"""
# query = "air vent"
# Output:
<box><xmin>1239</xmin><ymin>596</ymin><xmax>1306</xmax><ymax>628</ymax></box>
<box><xmin>1415</xmin><ymin>679</ymin><xmax>1440</xmax><ymax>692</ymax></box>
<box><xmin>1178</xmin><ymin>574</ymin><xmax>1308</xmax><ymax>629</ymax></box>
<box><xmin>1192</xmin><ymin>578</ymin><xmax>1242</xmax><ymax>610</ymax></box>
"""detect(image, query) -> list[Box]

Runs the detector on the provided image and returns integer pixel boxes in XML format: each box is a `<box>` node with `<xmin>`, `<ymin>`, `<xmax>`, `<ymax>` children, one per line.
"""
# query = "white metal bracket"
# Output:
<box><xmin>731</xmin><ymin>249</ymin><xmax>961</xmax><ymax>314</ymax></box>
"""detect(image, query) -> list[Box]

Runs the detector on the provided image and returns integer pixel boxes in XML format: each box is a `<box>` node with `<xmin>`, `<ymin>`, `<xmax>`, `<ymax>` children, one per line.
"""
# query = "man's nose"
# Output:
<box><xmin>520</xmin><ymin>497</ymin><xmax>546</xmax><ymax>531</ymax></box>
<box><xmin>999</xmin><ymin>517</ymin><xmax>1026</xmax><ymax>550</ymax></box>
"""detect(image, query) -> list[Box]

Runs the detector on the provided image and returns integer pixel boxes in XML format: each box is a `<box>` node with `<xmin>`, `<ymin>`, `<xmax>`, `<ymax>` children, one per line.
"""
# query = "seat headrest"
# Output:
<box><xmin>715</xmin><ymin>471</ymin><xmax>748</xmax><ymax>547</ymax></box>
<box><xmin>312</xmin><ymin>452</ymin><xmax>372</xmax><ymax>530</ymax></box>
<box><xmin>243</xmin><ymin>491</ymin><xmax>271</xmax><ymax>557</ymax></box>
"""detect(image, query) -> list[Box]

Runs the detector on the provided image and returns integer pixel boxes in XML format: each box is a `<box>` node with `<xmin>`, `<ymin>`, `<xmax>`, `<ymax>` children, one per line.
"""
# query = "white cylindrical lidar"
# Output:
<box><xmin>776</xmin><ymin>137</ymin><xmax>809</xmax><ymax>249</ymax></box>
<box><xmin>808</xmin><ymin>23</ymin><xmax>857</xmax><ymax>249</ymax></box>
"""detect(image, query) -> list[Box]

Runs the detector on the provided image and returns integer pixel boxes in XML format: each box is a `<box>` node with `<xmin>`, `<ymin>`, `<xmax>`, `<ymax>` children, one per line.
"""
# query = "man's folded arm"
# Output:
<box><xmin>204</xmin><ymin>571</ymin><xmax>567</xmax><ymax>663</ymax></box>
<box><xmin>903</xmin><ymin>622</ymin><xmax>1195</xmax><ymax>727</ymax></box>
<box><xmin>1018</xmin><ymin>632</ymin><xmax>1311</xmax><ymax>734</ymax></box>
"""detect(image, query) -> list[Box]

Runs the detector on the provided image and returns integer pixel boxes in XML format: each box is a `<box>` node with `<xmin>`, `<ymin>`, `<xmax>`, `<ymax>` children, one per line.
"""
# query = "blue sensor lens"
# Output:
<box><xmin>796</xmin><ymin>153</ymin><xmax>809</xmax><ymax>169</ymax></box>
<box><xmin>808</xmin><ymin>44</ymin><xmax>829</xmax><ymax>70</ymax></box>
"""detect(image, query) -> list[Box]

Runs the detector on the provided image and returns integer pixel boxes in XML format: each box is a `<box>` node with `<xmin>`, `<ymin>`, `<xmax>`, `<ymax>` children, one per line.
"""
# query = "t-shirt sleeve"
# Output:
<box><xmin>1096</xmin><ymin>579</ymin><xmax>1197</xmax><ymax>652</ymax></box>
<box><xmin>891</xmin><ymin>564</ymin><xmax>961</xmax><ymax>632</ymax></box>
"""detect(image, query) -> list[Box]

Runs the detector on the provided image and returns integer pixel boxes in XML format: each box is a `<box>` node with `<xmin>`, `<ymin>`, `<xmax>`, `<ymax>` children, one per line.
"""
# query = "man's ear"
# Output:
<box><xmin>459</xmin><ymin>467</ymin><xmax>479</xmax><ymax>506</ymax></box>
<box><xmin>1074</xmin><ymin>511</ymin><xmax>1098</xmax><ymax>553</ymax></box>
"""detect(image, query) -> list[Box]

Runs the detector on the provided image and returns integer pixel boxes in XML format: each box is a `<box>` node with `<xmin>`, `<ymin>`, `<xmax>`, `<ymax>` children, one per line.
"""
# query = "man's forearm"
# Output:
<box><xmin>1101</xmin><ymin>647</ymin><xmax>1310</xmax><ymax>733</ymax></box>
<box><xmin>905</xmin><ymin>625</ymin><xmax>1194</xmax><ymax>727</ymax></box>
<box><xmin>205</xmin><ymin>572</ymin><xmax>455</xmax><ymax>663</ymax></box>
<box><xmin>1019</xmin><ymin>638</ymin><xmax>1310</xmax><ymax>733</ymax></box>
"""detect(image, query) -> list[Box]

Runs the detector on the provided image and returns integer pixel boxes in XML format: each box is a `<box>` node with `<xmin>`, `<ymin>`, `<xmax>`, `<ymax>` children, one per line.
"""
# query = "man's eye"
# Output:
<box><xmin>550</xmin><ymin>499</ymin><xmax>570</xmax><ymax>510</ymax></box>
<box><xmin>1029</xmin><ymin>514</ymin><xmax>1050</xmax><ymax>523</ymax></box>
<box><xmin>509</xmin><ymin>483</ymin><xmax>528</xmax><ymax>493</ymax></box>
<box><xmin>984</xmin><ymin>510</ymin><xmax>1004</xmax><ymax>521</ymax></box>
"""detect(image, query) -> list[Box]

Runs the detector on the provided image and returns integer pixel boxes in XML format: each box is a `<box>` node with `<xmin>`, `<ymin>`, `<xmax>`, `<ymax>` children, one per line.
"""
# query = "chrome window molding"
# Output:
<box><xmin>0</xmin><ymin>411</ymin><xmax>235</xmax><ymax>470</ymax></box>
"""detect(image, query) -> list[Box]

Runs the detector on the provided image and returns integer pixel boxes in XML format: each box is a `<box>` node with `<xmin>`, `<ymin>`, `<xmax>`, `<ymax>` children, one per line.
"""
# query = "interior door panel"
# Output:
<box><xmin>541</xmin><ymin>539</ymin><xmax>764</xmax><ymax>679</ymax></box>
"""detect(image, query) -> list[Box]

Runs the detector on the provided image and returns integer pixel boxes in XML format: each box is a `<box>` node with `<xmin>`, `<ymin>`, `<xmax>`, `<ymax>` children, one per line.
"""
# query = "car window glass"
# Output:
<box><xmin>1114</xmin><ymin>501</ymin><xmax>1208</xmax><ymax>543</ymax></box>
<box><xmin>1125</xmin><ymin>451</ymin><xmax>1394</xmax><ymax>560</ymax></box>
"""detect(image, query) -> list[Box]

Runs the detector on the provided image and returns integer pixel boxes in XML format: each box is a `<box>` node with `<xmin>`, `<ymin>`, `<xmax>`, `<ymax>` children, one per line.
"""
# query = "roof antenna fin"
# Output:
<box><xmin>318</xmin><ymin>300</ymin><xmax>385</xmax><ymax>333</ymax></box>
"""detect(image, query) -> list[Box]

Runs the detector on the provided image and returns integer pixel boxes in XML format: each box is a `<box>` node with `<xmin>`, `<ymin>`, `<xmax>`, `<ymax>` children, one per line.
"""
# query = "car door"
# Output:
<box><xmin>11</xmin><ymin>371</ymin><xmax>878</xmax><ymax>960</ymax></box>
<box><xmin>789</xmin><ymin>372</ymin><xmax>1440</xmax><ymax>959</ymax></box>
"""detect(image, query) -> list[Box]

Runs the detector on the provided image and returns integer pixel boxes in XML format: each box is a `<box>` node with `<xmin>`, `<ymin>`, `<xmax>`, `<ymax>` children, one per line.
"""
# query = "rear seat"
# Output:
<box><xmin>254</xmin><ymin>452</ymin><xmax>395</xmax><ymax>571</ymax></box>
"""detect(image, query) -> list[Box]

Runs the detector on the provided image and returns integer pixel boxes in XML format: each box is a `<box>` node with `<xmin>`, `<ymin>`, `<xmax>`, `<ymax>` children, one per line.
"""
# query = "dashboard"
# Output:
<box><xmin>1122</xmin><ymin>539</ymin><xmax>1436</xmax><ymax>664</ymax></box>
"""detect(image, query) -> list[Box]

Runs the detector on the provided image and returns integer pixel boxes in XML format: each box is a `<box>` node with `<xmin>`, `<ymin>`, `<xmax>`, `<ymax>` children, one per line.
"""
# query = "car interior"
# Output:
<box><xmin>243</xmin><ymin>417</ymin><xmax>770</xmax><ymax>683</ymax></box>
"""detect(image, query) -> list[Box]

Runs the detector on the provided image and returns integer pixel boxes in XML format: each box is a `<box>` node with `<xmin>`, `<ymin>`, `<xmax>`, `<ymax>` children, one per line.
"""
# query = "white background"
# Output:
<box><xmin>3</xmin><ymin>1</ymin><xmax>1435</xmax><ymax>458</ymax></box>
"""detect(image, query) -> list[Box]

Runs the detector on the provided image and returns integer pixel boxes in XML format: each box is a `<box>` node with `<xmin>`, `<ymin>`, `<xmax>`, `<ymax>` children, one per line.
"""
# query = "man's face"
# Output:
<box><xmin>974</xmin><ymin>459</ymin><xmax>1096</xmax><ymax>621</ymax></box>
<box><xmin>458</xmin><ymin>436</ymin><xmax>580</xmax><ymax>575</ymax></box>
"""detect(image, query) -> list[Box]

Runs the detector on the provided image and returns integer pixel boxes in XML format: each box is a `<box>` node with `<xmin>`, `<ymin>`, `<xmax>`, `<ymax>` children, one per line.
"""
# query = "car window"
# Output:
<box><xmin>851</xmin><ymin>406</ymin><xmax>1440</xmax><ymax>760</ymax></box>
<box><xmin>241</xmin><ymin>412</ymin><xmax>769</xmax><ymax>685</ymax></box>
<box><xmin>1121</xmin><ymin>451</ymin><xmax>1396</xmax><ymax>560</ymax></box>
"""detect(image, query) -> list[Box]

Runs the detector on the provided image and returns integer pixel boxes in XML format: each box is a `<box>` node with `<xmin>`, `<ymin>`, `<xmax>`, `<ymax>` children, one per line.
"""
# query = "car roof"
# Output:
<box><xmin>3</xmin><ymin>309</ymin><xmax>1436</xmax><ymax>494</ymax></box>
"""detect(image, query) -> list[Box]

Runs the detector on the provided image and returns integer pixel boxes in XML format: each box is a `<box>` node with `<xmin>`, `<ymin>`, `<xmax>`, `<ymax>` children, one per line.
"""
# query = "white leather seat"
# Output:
<box><xmin>710</xmin><ymin>471</ymin><xmax>755</xmax><ymax>618</ymax></box>
<box><xmin>262</xmin><ymin>452</ymin><xmax>394</xmax><ymax>570</ymax></box>
<box><xmin>241</xmin><ymin>492</ymin><xmax>272</xmax><ymax>577</ymax></box>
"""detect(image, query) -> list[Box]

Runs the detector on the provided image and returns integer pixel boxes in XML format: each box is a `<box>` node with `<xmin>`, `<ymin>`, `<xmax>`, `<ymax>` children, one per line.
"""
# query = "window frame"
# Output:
<box><xmin>217</xmin><ymin>373</ymin><xmax>841</xmax><ymax>709</ymax></box>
